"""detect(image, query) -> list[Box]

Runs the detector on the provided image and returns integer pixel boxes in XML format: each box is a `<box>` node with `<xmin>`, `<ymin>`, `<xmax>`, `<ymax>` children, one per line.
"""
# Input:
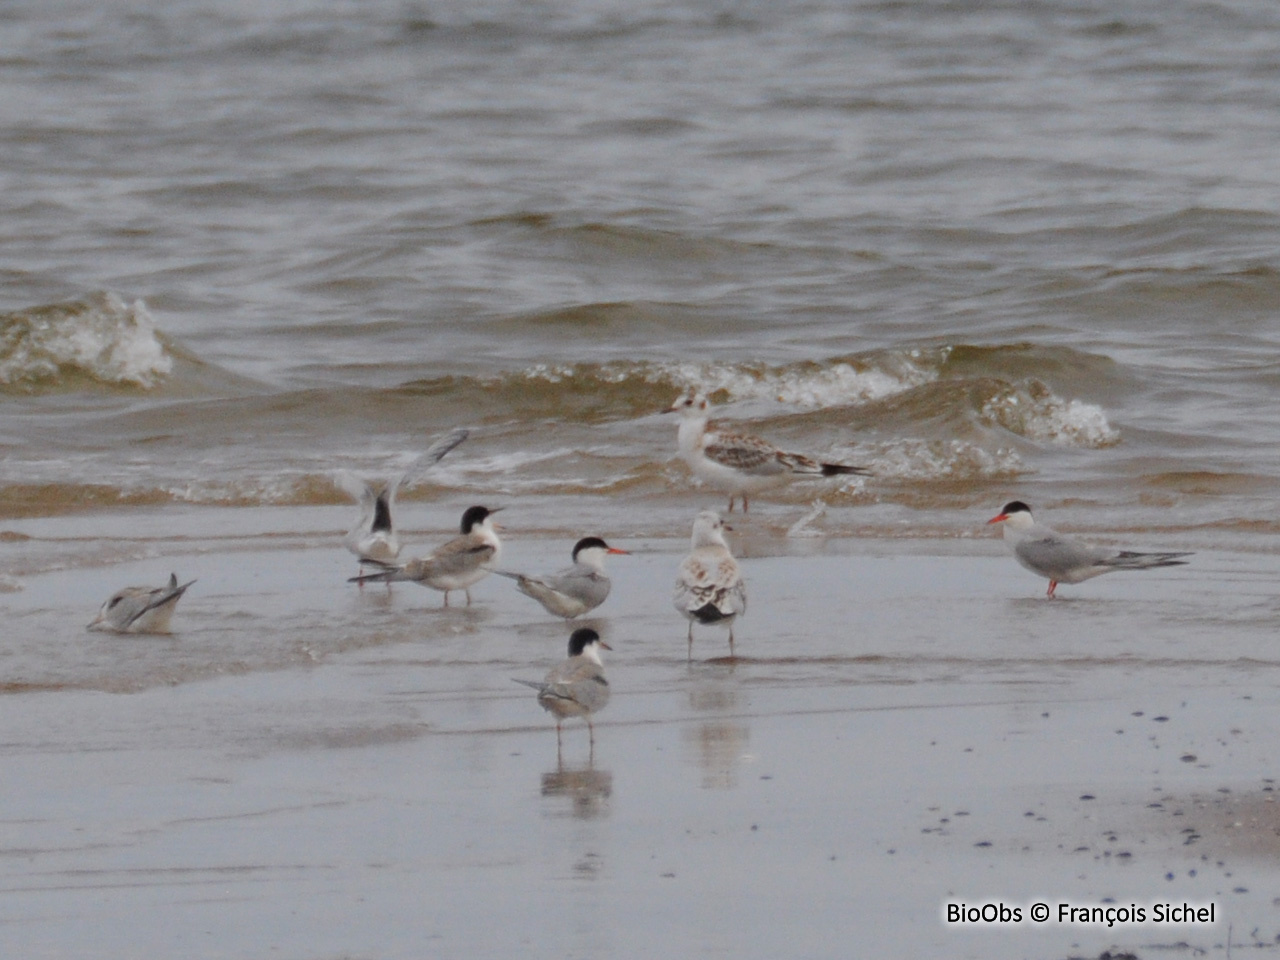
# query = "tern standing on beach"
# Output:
<box><xmin>514</xmin><ymin>627</ymin><xmax>612</xmax><ymax>754</ymax></box>
<box><xmin>987</xmin><ymin>500</ymin><xmax>1191</xmax><ymax>598</ymax></box>
<box><xmin>338</xmin><ymin>427</ymin><xmax>469</xmax><ymax>576</ymax></box>
<box><xmin>494</xmin><ymin>536</ymin><xmax>628</xmax><ymax>619</ymax></box>
<box><xmin>349</xmin><ymin>504</ymin><xmax>502</xmax><ymax>606</ymax></box>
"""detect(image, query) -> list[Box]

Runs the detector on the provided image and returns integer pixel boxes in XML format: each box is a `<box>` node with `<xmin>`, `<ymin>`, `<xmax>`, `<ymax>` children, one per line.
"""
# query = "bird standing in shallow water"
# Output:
<box><xmin>339</xmin><ymin>427</ymin><xmax>469</xmax><ymax>578</ymax></box>
<box><xmin>987</xmin><ymin>500</ymin><xmax>1191</xmax><ymax>598</ymax></box>
<box><xmin>349</xmin><ymin>504</ymin><xmax>501</xmax><ymax>606</ymax></box>
<box><xmin>88</xmin><ymin>573</ymin><xmax>196</xmax><ymax>633</ymax></box>
<box><xmin>674</xmin><ymin>510</ymin><xmax>747</xmax><ymax>659</ymax></box>
<box><xmin>666</xmin><ymin>392</ymin><xmax>869</xmax><ymax>513</ymax></box>
<box><xmin>514</xmin><ymin>627</ymin><xmax>612</xmax><ymax>756</ymax></box>
<box><xmin>494</xmin><ymin>536</ymin><xmax>628</xmax><ymax>619</ymax></box>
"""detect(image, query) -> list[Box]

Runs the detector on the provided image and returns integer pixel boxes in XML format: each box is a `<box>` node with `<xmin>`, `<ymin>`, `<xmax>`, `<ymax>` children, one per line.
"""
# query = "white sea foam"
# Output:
<box><xmin>428</xmin><ymin>446</ymin><xmax>615</xmax><ymax>494</ymax></box>
<box><xmin>0</xmin><ymin>292</ymin><xmax>173</xmax><ymax>389</ymax></box>
<box><xmin>519</xmin><ymin>364</ymin><xmax>576</xmax><ymax>384</ymax></box>
<box><xmin>519</xmin><ymin>353</ymin><xmax>940</xmax><ymax>409</ymax></box>
<box><xmin>832</xmin><ymin>438</ymin><xmax>1027</xmax><ymax>482</ymax></box>
<box><xmin>168</xmin><ymin>476</ymin><xmax>308</xmax><ymax>505</ymax></box>
<box><xmin>981</xmin><ymin>381</ymin><xmax>1120</xmax><ymax>448</ymax></box>
<box><xmin>662</xmin><ymin>355</ymin><xmax>938</xmax><ymax>408</ymax></box>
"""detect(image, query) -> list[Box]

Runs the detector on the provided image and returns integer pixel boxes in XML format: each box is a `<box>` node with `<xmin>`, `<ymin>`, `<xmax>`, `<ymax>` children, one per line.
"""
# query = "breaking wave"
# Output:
<box><xmin>838</xmin><ymin>438</ymin><xmax>1027</xmax><ymax>482</ymax></box>
<box><xmin>0</xmin><ymin>341</ymin><xmax>1125</xmax><ymax>517</ymax></box>
<box><xmin>979</xmin><ymin>380</ymin><xmax>1119</xmax><ymax>448</ymax></box>
<box><xmin>512</xmin><ymin>344</ymin><xmax>1119</xmax><ymax>449</ymax></box>
<box><xmin>517</xmin><ymin>348</ymin><xmax>941</xmax><ymax>409</ymax></box>
<box><xmin>0</xmin><ymin>292</ymin><xmax>174</xmax><ymax>391</ymax></box>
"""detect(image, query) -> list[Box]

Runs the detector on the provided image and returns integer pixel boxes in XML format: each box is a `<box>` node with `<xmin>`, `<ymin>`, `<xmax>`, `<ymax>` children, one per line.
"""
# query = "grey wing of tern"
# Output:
<box><xmin>1014</xmin><ymin>533</ymin><xmax>1110</xmax><ymax>580</ymax></box>
<box><xmin>398</xmin><ymin>427</ymin><xmax>470</xmax><ymax>488</ymax></box>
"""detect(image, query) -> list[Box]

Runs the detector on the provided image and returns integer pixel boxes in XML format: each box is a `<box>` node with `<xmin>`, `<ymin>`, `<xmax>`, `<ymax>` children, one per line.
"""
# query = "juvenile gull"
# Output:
<box><xmin>674</xmin><ymin>510</ymin><xmax>747</xmax><ymax>659</ymax></box>
<box><xmin>666</xmin><ymin>392</ymin><xmax>868</xmax><ymax>513</ymax></box>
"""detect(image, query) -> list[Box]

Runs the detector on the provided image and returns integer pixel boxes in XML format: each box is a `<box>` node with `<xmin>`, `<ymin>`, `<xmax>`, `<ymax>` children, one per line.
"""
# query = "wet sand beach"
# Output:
<box><xmin>2</xmin><ymin>506</ymin><xmax>1278</xmax><ymax>959</ymax></box>
<box><xmin>7</xmin><ymin>3</ymin><xmax>1280</xmax><ymax>958</ymax></box>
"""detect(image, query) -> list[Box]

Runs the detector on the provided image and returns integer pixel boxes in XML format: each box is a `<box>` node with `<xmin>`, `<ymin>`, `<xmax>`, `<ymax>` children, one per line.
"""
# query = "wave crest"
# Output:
<box><xmin>517</xmin><ymin>349</ymin><xmax>943</xmax><ymax>410</ymax></box>
<box><xmin>850</xmin><ymin>438</ymin><xmax>1027</xmax><ymax>481</ymax></box>
<box><xmin>663</xmin><ymin>352</ymin><xmax>941</xmax><ymax>407</ymax></box>
<box><xmin>476</xmin><ymin>348</ymin><xmax>1121</xmax><ymax>453</ymax></box>
<box><xmin>0</xmin><ymin>292</ymin><xmax>173</xmax><ymax>390</ymax></box>
<box><xmin>980</xmin><ymin>380</ymin><xmax>1120</xmax><ymax>448</ymax></box>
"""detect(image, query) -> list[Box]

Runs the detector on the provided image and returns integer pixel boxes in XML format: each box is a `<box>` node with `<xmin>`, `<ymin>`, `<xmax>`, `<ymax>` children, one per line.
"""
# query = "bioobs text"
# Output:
<box><xmin>945</xmin><ymin>902</ymin><xmax>1022</xmax><ymax>924</ymax></box>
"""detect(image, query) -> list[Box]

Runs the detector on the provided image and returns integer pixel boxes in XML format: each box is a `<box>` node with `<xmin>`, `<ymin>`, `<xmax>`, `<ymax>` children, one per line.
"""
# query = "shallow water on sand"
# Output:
<box><xmin>2</xmin><ymin>512</ymin><xmax>1279</xmax><ymax>958</ymax></box>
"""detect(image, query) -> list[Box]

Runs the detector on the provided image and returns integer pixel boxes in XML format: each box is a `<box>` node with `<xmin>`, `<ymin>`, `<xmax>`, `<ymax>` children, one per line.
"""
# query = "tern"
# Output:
<box><xmin>88</xmin><ymin>573</ymin><xmax>196</xmax><ymax>634</ymax></box>
<box><xmin>338</xmin><ymin>427</ymin><xmax>469</xmax><ymax>576</ymax></box>
<box><xmin>987</xmin><ymin>500</ymin><xmax>1192</xmax><ymax>598</ymax></box>
<box><xmin>494</xmin><ymin>536</ymin><xmax>629</xmax><ymax>619</ymax></box>
<box><xmin>666</xmin><ymin>392</ymin><xmax>869</xmax><ymax>513</ymax></box>
<box><xmin>674</xmin><ymin>510</ymin><xmax>747</xmax><ymax>658</ymax></box>
<box><xmin>514</xmin><ymin>627</ymin><xmax>612</xmax><ymax>752</ymax></box>
<box><xmin>349</xmin><ymin>504</ymin><xmax>501</xmax><ymax>606</ymax></box>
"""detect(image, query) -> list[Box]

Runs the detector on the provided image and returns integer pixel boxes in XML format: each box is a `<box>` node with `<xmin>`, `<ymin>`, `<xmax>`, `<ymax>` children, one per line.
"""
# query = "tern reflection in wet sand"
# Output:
<box><xmin>87</xmin><ymin>573</ymin><xmax>196</xmax><ymax>634</ymax></box>
<box><xmin>337</xmin><ymin>427</ymin><xmax>469</xmax><ymax>578</ymax></box>
<box><xmin>494</xmin><ymin>536</ymin><xmax>628</xmax><ymax>619</ymax></box>
<box><xmin>987</xmin><ymin>500</ymin><xmax>1192</xmax><ymax>598</ymax></box>
<box><xmin>666</xmin><ymin>391</ymin><xmax>869</xmax><ymax>513</ymax></box>
<box><xmin>541</xmin><ymin>763</ymin><xmax>613</xmax><ymax>820</ymax></box>
<box><xmin>514</xmin><ymin>627</ymin><xmax>612</xmax><ymax>757</ymax></box>
<box><xmin>348</xmin><ymin>505</ymin><xmax>502</xmax><ymax>606</ymax></box>
<box><xmin>674</xmin><ymin>510</ymin><xmax>747</xmax><ymax>659</ymax></box>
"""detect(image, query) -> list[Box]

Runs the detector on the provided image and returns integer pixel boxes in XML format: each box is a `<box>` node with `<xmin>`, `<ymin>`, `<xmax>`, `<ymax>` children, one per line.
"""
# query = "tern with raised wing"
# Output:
<box><xmin>339</xmin><ymin>427</ymin><xmax>469</xmax><ymax>576</ymax></box>
<box><xmin>987</xmin><ymin>500</ymin><xmax>1191</xmax><ymax>598</ymax></box>
<box><xmin>349</xmin><ymin>504</ymin><xmax>501</xmax><ymax>606</ymax></box>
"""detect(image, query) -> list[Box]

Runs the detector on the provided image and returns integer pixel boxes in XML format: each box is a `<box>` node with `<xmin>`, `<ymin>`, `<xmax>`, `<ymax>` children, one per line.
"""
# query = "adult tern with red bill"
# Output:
<box><xmin>987</xmin><ymin>500</ymin><xmax>1191</xmax><ymax>598</ymax></box>
<box><xmin>494</xmin><ymin>536</ymin><xmax>628</xmax><ymax>619</ymax></box>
